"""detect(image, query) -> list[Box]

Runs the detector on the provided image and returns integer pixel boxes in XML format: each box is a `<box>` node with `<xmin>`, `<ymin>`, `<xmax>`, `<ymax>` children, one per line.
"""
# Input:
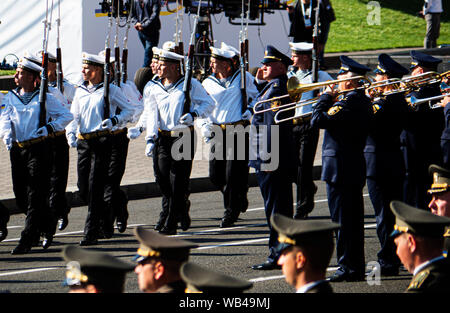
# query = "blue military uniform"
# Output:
<box><xmin>311</xmin><ymin>56</ymin><xmax>372</xmax><ymax>281</ymax></box>
<box><xmin>401</xmin><ymin>50</ymin><xmax>443</xmax><ymax>210</ymax></box>
<box><xmin>250</xmin><ymin>46</ymin><xmax>295</xmax><ymax>270</ymax></box>
<box><xmin>364</xmin><ymin>54</ymin><xmax>409</xmax><ymax>275</ymax></box>
<box><xmin>440</xmin><ymin>83</ymin><xmax>450</xmax><ymax>168</ymax></box>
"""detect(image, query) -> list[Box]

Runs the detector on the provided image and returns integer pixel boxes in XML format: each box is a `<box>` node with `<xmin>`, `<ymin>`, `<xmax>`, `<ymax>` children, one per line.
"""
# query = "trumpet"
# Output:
<box><xmin>253</xmin><ymin>75</ymin><xmax>371</xmax><ymax>115</ymax></box>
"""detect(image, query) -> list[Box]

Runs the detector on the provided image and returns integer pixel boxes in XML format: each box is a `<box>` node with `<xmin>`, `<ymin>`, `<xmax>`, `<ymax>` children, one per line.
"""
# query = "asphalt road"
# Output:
<box><xmin>0</xmin><ymin>179</ymin><xmax>413</xmax><ymax>297</ymax></box>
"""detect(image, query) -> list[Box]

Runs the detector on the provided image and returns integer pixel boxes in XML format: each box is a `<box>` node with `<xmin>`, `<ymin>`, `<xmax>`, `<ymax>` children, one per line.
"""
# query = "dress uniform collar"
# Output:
<box><xmin>389</xmin><ymin>200</ymin><xmax>450</xmax><ymax>238</ymax></box>
<box><xmin>428</xmin><ymin>164</ymin><xmax>450</xmax><ymax>194</ymax></box>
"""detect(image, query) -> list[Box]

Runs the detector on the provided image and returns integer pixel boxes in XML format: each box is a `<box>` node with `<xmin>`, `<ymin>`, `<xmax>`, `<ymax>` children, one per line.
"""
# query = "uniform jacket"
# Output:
<box><xmin>66</xmin><ymin>82</ymin><xmax>134</xmax><ymax>136</ymax></box>
<box><xmin>406</xmin><ymin>256</ymin><xmax>450</xmax><ymax>293</ymax></box>
<box><xmin>0</xmin><ymin>88</ymin><xmax>73</xmax><ymax>143</ymax></box>
<box><xmin>364</xmin><ymin>93</ymin><xmax>408</xmax><ymax>180</ymax></box>
<box><xmin>249</xmin><ymin>74</ymin><xmax>295</xmax><ymax>173</ymax></box>
<box><xmin>311</xmin><ymin>89</ymin><xmax>372</xmax><ymax>185</ymax></box>
<box><xmin>144</xmin><ymin>77</ymin><xmax>215</xmax><ymax>140</ymax></box>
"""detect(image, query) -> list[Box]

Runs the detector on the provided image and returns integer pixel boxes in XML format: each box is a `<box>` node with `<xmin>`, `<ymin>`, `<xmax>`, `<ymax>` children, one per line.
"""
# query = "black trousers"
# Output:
<box><xmin>48</xmin><ymin>133</ymin><xmax>70</xmax><ymax>219</ymax></box>
<box><xmin>104</xmin><ymin>130</ymin><xmax>130</xmax><ymax>229</ymax></box>
<box><xmin>209</xmin><ymin>128</ymin><xmax>249</xmax><ymax>219</ymax></box>
<box><xmin>0</xmin><ymin>201</ymin><xmax>9</xmax><ymax>229</ymax></box>
<box><xmin>10</xmin><ymin>140</ymin><xmax>54</xmax><ymax>244</ymax></box>
<box><xmin>326</xmin><ymin>181</ymin><xmax>365</xmax><ymax>275</ymax></box>
<box><xmin>77</xmin><ymin>135</ymin><xmax>112</xmax><ymax>239</ymax></box>
<box><xmin>153</xmin><ymin>130</ymin><xmax>194</xmax><ymax>230</ymax></box>
<box><xmin>367</xmin><ymin>177</ymin><xmax>401</xmax><ymax>269</ymax></box>
<box><xmin>292</xmin><ymin>121</ymin><xmax>319</xmax><ymax>214</ymax></box>
<box><xmin>256</xmin><ymin>169</ymin><xmax>293</xmax><ymax>263</ymax></box>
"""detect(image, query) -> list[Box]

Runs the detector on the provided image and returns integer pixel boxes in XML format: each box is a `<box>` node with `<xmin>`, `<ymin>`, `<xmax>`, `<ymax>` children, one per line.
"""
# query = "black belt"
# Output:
<box><xmin>13</xmin><ymin>136</ymin><xmax>47</xmax><ymax>148</ymax></box>
<box><xmin>77</xmin><ymin>130</ymin><xmax>111</xmax><ymax>140</ymax></box>
<box><xmin>158</xmin><ymin>126</ymin><xmax>194</xmax><ymax>137</ymax></box>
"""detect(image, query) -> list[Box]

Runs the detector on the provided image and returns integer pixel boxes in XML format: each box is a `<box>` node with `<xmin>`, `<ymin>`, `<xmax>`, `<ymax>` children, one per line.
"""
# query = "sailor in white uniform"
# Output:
<box><xmin>144</xmin><ymin>48</ymin><xmax>214</xmax><ymax>235</ymax></box>
<box><xmin>65</xmin><ymin>52</ymin><xmax>134</xmax><ymax>246</ymax></box>
<box><xmin>287</xmin><ymin>42</ymin><xmax>333</xmax><ymax>219</ymax></box>
<box><xmin>0</xmin><ymin>58</ymin><xmax>72</xmax><ymax>254</ymax></box>
<box><xmin>198</xmin><ymin>43</ymin><xmax>258</xmax><ymax>228</ymax></box>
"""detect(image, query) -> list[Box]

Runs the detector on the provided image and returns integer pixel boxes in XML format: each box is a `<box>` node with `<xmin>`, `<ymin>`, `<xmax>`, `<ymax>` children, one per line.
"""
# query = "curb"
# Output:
<box><xmin>2</xmin><ymin>165</ymin><xmax>323</xmax><ymax>215</ymax></box>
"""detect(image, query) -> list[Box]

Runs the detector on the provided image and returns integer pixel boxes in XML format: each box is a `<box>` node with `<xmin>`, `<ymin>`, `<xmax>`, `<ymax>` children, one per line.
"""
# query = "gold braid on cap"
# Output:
<box><xmin>137</xmin><ymin>246</ymin><xmax>161</xmax><ymax>258</ymax></box>
<box><xmin>185</xmin><ymin>285</ymin><xmax>204</xmax><ymax>293</ymax></box>
<box><xmin>278</xmin><ymin>233</ymin><xmax>296</xmax><ymax>245</ymax></box>
<box><xmin>394</xmin><ymin>224</ymin><xmax>409</xmax><ymax>234</ymax></box>
<box><xmin>65</xmin><ymin>261</ymin><xmax>88</xmax><ymax>285</ymax></box>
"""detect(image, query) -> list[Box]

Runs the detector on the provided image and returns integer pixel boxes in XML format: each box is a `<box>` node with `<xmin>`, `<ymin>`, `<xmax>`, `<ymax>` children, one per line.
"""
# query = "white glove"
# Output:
<box><xmin>200</xmin><ymin>123</ymin><xmax>213</xmax><ymax>143</ymax></box>
<box><xmin>242</xmin><ymin>109</ymin><xmax>252</xmax><ymax>121</ymax></box>
<box><xmin>127</xmin><ymin>127</ymin><xmax>142</xmax><ymax>140</ymax></box>
<box><xmin>101</xmin><ymin>118</ymin><xmax>114</xmax><ymax>130</ymax></box>
<box><xmin>36</xmin><ymin>126</ymin><xmax>49</xmax><ymax>137</ymax></box>
<box><xmin>179</xmin><ymin>113</ymin><xmax>194</xmax><ymax>125</ymax></box>
<box><xmin>145</xmin><ymin>142</ymin><xmax>155</xmax><ymax>157</ymax></box>
<box><xmin>67</xmin><ymin>133</ymin><xmax>77</xmax><ymax>148</ymax></box>
<box><xmin>3</xmin><ymin>137</ymin><xmax>12</xmax><ymax>151</ymax></box>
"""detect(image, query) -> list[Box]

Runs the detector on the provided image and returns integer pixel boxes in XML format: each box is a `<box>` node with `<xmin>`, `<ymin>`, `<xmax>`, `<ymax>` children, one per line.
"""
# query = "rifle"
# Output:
<box><xmin>182</xmin><ymin>0</ymin><xmax>203</xmax><ymax>116</ymax></box>
<box><xmin>311</xmin><ymin>0</ymin><xmax>320</xmax><ymax>87</ymax></box>
<box><xmin>113</xmin><ymin>0</ymin><xmax>121</xmax><ymax>87</ymax></box>
<box><xmin>174</xmin><ymin>0</ymin><xmax>184</xmax><ymax>74</ymax></box>
<box><xmin>103</xmin><ymin>8</ymin><xmax>113</xmax><ymax>120</ymax></box>
<box><xmin>39</xmin><ymin>0</ymin><xmax>53</xmax><ymax>128</ymax></box>
<box><xmin>122</xmin><ymin>0</ymin><xmax>132</xmax><ymax>83</ymax></box>
<box><xmin>240</xmin><ymin>0</ymin><xmax>248</xmax><ymax>114</ymax></box>
<box><xmin>56</xmin><ymin>0</ymin><xmax>64</xmax><ymax>93</ymax></box>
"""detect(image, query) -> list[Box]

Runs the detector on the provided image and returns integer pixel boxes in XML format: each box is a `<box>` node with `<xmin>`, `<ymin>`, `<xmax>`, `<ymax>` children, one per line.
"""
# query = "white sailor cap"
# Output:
<box><xmin>98</xmin><ymin>50</ymin><xmax>115</xmax><ymax>64</ymax></box>
<box><xmin>220</xmin><ymin>42</ymin><xmax>239</xmax><ymax>58</ymax></box>
<box><xmin>152</xmin><ymin>47</ymin><xmax>160</xmax><ymax>59</ymax></box>
<box><xmin>23</xmin><ymin>51</ymin><xmax>42</xmax><ymax>66</ymax></box>
<box><xmin>17</xmin><ymin>58</ymin><xmax>43</xmax><ymax>74</ymax></box>
<box><xmin>36</xmin><ymin>50</ymin><xmax>57</xmax><ymax>62</ymax></box>
<box><xmin>210</xmin><ymin>46</ymin><xmax>235</xmax><ymax>60</ymax></box>
<box><xmin>162</xmin><ymin>41</ymin><xmax>176</xmax><ymax>52</ymax></box>
<box><xmin>289</xmin><ymin>42</ymin><xmax>313</xmax><ymax>54</ymax></box>
<box><xmin>82</xmin><ymin>52</ymin><xmax>105</xmax><ymax>66</ymax></box>
<box><xmin>158</xmin><ymin>49</ymin><xmax>184</xmax><ymax>63</ymax></box>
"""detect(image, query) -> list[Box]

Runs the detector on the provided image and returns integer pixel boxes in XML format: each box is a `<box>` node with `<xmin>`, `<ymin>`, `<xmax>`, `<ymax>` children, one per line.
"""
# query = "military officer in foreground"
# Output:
<box><xmin>133</xmin><ymin>226</ymin><xmax>198</xmax><ymax>293</ymax></box>
<box><xmin>144</xmin><ymin>48</ymin><xmax>214</xmax><ymax>235</ymax></box>
<box><xmin>180</xmin><ymin>262</ymin><xmax>253</xmax><ymax>293</ymax></box>
<box><xmin>364</xmin><ymin>53</ymin><xmax>409</xmax><ymax>276</ymax></box>
<box><xmin>311</xmin><ymin>56</ymin><xmax>373</xmax><ymax>282</ymax></box>
<box><xmin>250</xmin><ymin>45</ymin><xmax>295</xmax><ymax>270</ymax></box>
<box><xmin>271</xmin><ymin>213</ymin><xmax>339</xmax><ymax>293</ymax></box>
<box><xmin>427</xmin><ymin>164</ymin><xmax>450</xmax><ymax>255</ymax></box>
<box><xmin>390</xmin><ymin>200</ymin><xmax>450</xmax><ymax>292</ymax></box>
<box><xmin>199</xmin><ymin>43</ymin><xmax>258</xmax><ymax>228</ymax></box>
<box><xmin>61</xmin><ymin>245</ymin><xmax>134</xmax><ymax>293</ymax></box>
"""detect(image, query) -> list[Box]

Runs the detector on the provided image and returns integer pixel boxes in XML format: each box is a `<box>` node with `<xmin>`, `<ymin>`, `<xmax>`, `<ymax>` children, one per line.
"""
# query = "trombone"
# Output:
<box><xmin>409</xmin><ymin>93</ymin><xmax>450</xmax><ymax>109</ymax></box>
<box><xmin>399</xmin><ymin>70</ymin><xmax>450</xmax><ymax>89</ymax></box>
<box><xmin>253</xmin><ymin>75</ymin><xmax>371</xmax><ymax>115</ymax></box>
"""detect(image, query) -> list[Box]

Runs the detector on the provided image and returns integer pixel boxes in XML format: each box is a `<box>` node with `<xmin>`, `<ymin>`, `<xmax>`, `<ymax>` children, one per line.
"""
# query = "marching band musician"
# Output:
<box><xmin>0</xmin><ymin>58</ymin><xmax>72</xmax><ymax>254</ymax></box>
<box><xmin>199</xmin><ymin>43</ymin><xmax>258</xmax><ymax>228</ymax></box>
<box><xmin>311</xmin><ymin>56</ymin><xmax>372</xmax><ymax>282</ymax></box>
<box><xmin>439</xmin><ymin>81</ymin><xmax>450</xmax><ymax>167</ymax></box>
<box><xmin>144</xmin><ymin>48</ymin><xmax>214</xmax><ymax>235</ymax></box>
<box><xmin>401</xmin><ymin>50</ymin><xmax>443</xmax><ymax>210</ymax></box>
<box><xmin>364</xmin><ymin>53</ymin><xmax>410</xmax><ymax>276</ymax></box>
<box><xmin>65</xmin><ymin>52</ymin><xmax>134</xmax><ymax>246</ymax></box>
<box><xmin>99</xmin><ymin>50</ymin><xmax>144</xmax><ymax>237</ymax></box>
<box><xmin>288</xmin><ymin>42</ymin><xmax>333</xmax><ymax>219</ymax></box>
<box><xmin>250</xmin><ymin>46</ymin><xmax>296</xmax><ymax>270</ymax></box>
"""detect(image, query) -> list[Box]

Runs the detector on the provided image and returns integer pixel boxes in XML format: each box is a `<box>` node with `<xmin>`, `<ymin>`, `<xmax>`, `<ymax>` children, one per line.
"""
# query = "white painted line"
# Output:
<box><xmin>0</xmin><ymin>267</ymin><xmax>60</xmax><ymax>277</ymax></box>
<box><xmin>248</xmin><ymin>266</ymin><xmax>340</xmax><ymax>283</ymax></box>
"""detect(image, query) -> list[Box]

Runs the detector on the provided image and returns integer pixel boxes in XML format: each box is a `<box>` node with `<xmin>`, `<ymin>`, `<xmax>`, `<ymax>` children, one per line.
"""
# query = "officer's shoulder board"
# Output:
<box><xmin>327</xmin><ymin>105</ymin><xmax>343</xmax><ymax>116</ymax></box>
<box><xmin>407</xmin><ymin>270</ymin><xmax>430</xmax><ymax>290</ymax></box>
